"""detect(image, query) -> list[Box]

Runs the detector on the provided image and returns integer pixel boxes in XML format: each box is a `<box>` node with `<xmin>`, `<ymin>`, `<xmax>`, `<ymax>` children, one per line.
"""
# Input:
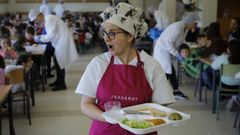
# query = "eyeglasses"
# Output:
<box><xmin>101</xmin><ymin>29</ymin><xmax>126</xmax><ymax>40</ymax></box>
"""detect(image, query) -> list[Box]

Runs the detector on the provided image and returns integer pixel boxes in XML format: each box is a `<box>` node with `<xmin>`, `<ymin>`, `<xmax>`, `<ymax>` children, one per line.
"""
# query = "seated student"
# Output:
<box><xmin>25</xmin><ymin>26</ymin><xmax>36</xmax><ymax>45</ymax></box>
<box><xmin>0</xmin><ymin>36</ymin><xmax>18</xmax><ymax>59</ymax></box>
<box><xmin>5</xmin><ymin>53</ymin><xmax>33</xmax><ymax>93</ymax></box>
<box><xmin>12</xmin><ymin>34</ymin><xmax>26</xmax><ymax>53</ymax></box>
<box><xmin>211</xmin><ymin>40</ymin><xmax>240</xmax><ymax>86</ymax></box>
<box><xmin>177</xmin><ymin>43</ymin><xmax>207</xmax><ymax>79</ymax></box>
<box><xmin>0</xmin><ymin>55</ymin><xmax>5</xmax><ymax>85</ymax></box>
<box><xmin>197</xmin><ymin>35</ymin><xmax>228</xmax><ymax>60</ymax></box>
<box><xmin>176</xmin><ymin>44</ymin><xmax>190</xmax><ymax>62</ymax></box>
<box><xmin>228</xmin><ymin>17</ymin><xmax>240</xmax><ymax>42</ymax></box>
<box><xmin>201</xmin><ymin>40</ymin><xmax>240</xmax><ymax>90</ymax></box>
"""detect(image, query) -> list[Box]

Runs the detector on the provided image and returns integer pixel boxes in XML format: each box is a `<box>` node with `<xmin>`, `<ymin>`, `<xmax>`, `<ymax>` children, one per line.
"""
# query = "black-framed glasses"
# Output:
<box><xmin>101</xmin><ymin>29</ymin><xmax>126</xmax><ymax>40</ymax></box>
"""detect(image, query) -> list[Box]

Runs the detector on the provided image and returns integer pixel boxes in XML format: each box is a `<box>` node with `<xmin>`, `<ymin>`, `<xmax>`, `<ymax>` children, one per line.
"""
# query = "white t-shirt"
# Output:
<box><xmin>75</xmin><ymin>51</ymin><xmax>175</xmax><ymax>105</ymax></box>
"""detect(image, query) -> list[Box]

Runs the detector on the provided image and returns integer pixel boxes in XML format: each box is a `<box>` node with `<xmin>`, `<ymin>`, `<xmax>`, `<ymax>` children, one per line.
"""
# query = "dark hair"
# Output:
<box><xmin>0</xmin><ymin>26</ymin><xmax>10</xmax><ymax>38</ymax></box>
<box><xmin>16</xmin><ymin>53</ymin><xmax>31</xmax><ymax>65</ymax></box>
<box><xmin>26</xmin><ymin>26</ymin><xmax>35</xmax><ymax>35</ymax></box>
<box><xmin>0</xmin><ymin>35</ymin><xmax>11</xmax><ymax>44</ymax></box>
<box><xmin>178</xmin><ymin>43</ymin><xmax>190</xmax><ymax>53</ymax></box>
<box><xmin>228</xmin><ymin>40</ymin><xmax>240</xmax><ymax>64</ymax></box>
<box><xmin>0</xmin><ymin>55</ymin><xmax>5</xmax><ymax>69</ymax></box>
<box><xmin>197</xmin><ymin>34</ymin><xmax>206</xmax><ymax>39</ymax></box>
<box><xmin>233</xmin><ymin>17</ymin><xmax>240</xmax><ymax>28</ymax></box>
<box><xmin>205</xmin><ymin>22</ymin><xmax>222</xmax><ymax>39</ymax></box>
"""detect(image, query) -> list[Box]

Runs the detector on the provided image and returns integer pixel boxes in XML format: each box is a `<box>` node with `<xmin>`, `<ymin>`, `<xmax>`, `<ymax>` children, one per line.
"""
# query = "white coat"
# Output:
<box><xmin>39</xmin><ymin>15</ymin><xmax>79</xmax><ymax>69</ymax></box>
<box><xmin>54</xmin><ymin>3</ymin><xmax>65</xmax><ymax>18</ymax></box>
<box><xmin>153</xmin><ymin>21</ymin><xmax>186</xmax><ymax>74</ymax></box>
<box><xmin>40</xmin><ymin>4</ymin><xmax>52</xmax><ymax>15</ymax></box>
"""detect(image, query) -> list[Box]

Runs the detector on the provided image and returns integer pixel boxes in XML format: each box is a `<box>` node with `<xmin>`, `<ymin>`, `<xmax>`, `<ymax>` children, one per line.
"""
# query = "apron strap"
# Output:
<box><xmin>110</xmin><ymin>56</ymin><xmax>114</xmax><ymax>65</ymax></box>
<box><xmin>110</xmin><ymin>50</ymin><xmax>144</xmax><ymax>67</ymax></box>
<box><xmin>136</xmin><ymin>50</ymin><xmax>144</xmax><ymax>67</ymax></box>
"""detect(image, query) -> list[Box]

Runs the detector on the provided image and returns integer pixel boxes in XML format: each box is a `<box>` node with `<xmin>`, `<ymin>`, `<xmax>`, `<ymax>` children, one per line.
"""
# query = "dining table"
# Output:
<box><xmin>0</xmin><ymin>85</ymin><xmax>15</xmax><ymax>135</ymax></box>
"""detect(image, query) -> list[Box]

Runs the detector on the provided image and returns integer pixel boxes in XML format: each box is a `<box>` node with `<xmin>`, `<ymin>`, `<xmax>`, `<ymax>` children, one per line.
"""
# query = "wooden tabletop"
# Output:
<box><xmin>199</xmin><ymin>57</ymin><xmax>212</xmax><ymax>65</ymax></box>
<box><xmin>0</xmin><ymin>85</ymin><xmax>12</xmax><ymax>105</ymax></box>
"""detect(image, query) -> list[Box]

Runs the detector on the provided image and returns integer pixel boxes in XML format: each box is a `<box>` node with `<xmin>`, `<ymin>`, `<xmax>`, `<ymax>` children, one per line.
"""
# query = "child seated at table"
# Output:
<box><xmin>5</xmin><ymin>53</ymin><xmax>33</xmax><ymax>93</ymax></box>
<box><xmin>0</xmin><ymin>55</ymin><xmax>5</xmax><ymax>85</ymax></box>
<box><xmin>211</xmin><ymin>40</ymin><xmax>240</xmax><ymax>86</ymax></box>
<box><xmin>176</xmin><ymin>44</ymin><xmax>190</xmax><ymax>62</ymax></box>
<box><xmin>177</xmin><ymin>44</ymin><xmax>207</xmax><ymax>79</ymax></box>
<box><xmin>0</xmin><ymin>36</ymin><xmax>18</xmax><ymax>59</ymax></box>
<box><xmin>25</xmin><ymin>26</ymin><xmax>36</xmax><ymax>45</ymax></box>
<box><xmin>201</xmin><ymin>40</ymin><xmax>240</xmax><ymax>90</ymax></box>
<box><xmin>197</xmin><ymin>34</ymin><xmax>228</xmax><ymax>60</ymax></box>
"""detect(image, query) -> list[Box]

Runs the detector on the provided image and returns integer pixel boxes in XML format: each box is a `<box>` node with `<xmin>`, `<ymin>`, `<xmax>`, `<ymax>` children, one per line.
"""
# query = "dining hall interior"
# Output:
<box><xmin>0</xmin><ymin>0</ymin><xmax>240</xmax><ymax>135</ymax></box>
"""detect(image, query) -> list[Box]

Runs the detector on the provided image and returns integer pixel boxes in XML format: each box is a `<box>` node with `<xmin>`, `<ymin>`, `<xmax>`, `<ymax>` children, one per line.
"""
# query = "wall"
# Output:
<box><xmin>7</xmin><ymin>0</ymin><xmax>109</xmax><ymax>13</ymax></box>
<box><xmin>198</xmin><ymin>0</ymin><xmax>218</xmax><ymax>27</ymax></box>
<box><xmin>1</xmin><ymin>0</ymin><xmax>219</xmax><ymax>30</ymax></box>
<box><xmin>0</xmin><ymin>3</ymin><xmax>7</xmax><ymax>13</ymax></box>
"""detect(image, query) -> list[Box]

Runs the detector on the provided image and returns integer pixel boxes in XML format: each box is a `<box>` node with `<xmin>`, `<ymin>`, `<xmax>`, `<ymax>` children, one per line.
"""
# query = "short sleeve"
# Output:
<box><xmin>75</xmin><ymin>54</ymin><xmax>109</xmax><ymax>98</ymax></box>
<box><xmin>75</xmin><ymin>58</ymin><xmax>100</xmax><ymax>98</ymax></box>
<box><xmin>151</xmin><ymin>64</ymin><xmax>175</xmax><ymax>104</ymax></box>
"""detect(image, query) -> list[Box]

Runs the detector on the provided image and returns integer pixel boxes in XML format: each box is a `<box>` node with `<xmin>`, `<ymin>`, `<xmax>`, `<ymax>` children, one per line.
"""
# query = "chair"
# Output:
<box><xmin>216</xmin><ymin>64</ymin><xmax>240</xmax><ymax>120</ymax></box>
<box><xmin>6</xmin><ymin>67</ymin><xmax>32</xmax><ymax>125</ymax></box>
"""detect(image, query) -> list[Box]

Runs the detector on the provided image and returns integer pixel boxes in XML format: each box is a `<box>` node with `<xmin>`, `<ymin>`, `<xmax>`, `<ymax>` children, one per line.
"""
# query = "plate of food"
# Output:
<box><xmin>102</xmin><ymin>103</ymin><xmax>190</xmax><ymax>134</ymax></box>
<box><xmin>25</xmin><ymin>44</ymin><xmax>47</xmax><ymax>54</ymax></box>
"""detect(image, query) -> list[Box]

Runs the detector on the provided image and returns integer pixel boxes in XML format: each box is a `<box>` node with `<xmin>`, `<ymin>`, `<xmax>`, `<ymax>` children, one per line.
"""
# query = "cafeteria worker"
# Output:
<box><xmin>75</xmin><ymin>2</ymin><xmax>175</xmax><ymax>135</ymax></box>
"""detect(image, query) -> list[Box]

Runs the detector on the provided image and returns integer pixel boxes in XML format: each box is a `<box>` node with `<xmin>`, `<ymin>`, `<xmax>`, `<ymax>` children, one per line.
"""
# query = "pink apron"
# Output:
<box><xmin>90</xmin><ymin>51</ymin><xmax>157</xmax><ymax>135</ymax></box>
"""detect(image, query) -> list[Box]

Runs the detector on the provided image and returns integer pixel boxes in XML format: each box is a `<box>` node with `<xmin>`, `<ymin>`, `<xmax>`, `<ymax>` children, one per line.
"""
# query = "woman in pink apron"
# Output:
<box><xmin>75</xmin><ymin>2</ymin><xmax>175</xmax><ymax>135</ymax></box>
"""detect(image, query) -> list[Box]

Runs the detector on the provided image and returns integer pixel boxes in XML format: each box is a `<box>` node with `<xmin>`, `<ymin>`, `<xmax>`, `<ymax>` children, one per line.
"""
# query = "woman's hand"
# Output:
<box><xmin>80</xmin><ymin>96</ymin><xmax>106</xmax><ymax>122</ymax></box>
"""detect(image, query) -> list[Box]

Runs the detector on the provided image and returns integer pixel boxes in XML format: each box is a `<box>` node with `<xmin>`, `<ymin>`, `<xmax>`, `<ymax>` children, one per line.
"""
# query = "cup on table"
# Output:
<box><xmin>104</xmin><ymin>101</ymin><xmax>121</xmax><ymax>112</ymax></box>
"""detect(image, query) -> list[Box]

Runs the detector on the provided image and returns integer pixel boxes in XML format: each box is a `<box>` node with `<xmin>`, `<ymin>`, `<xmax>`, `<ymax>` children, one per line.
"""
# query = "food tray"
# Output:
<box><xmin>25</xmin><ymin>44</ymin><xmax>47</xmax><ymax>53</ymax></box>
<box><xmin>102</xmin><ymin>103</ymin><xmax>191</xmax><ymax>134</ymax></box>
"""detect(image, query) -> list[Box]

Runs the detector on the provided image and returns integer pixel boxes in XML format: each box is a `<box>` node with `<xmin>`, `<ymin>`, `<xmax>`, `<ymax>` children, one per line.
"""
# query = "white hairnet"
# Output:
<box><xmin>28</xmin><ymin>9</ymin><xmax>40</xmax><ymax>22</ymax></box>
<box><xmin>182</xmin><ymin>13</ymin><xmax>199</xmax><ymax>25</ymax></box>
<box><xmin>100</xmin><ymin>2</ymin><xmax>148</xmax><ymax>39</ymax></box>
<box><xmin>183</xmin><ymin>0</ymin><xmax>196</xmax><ymax>5</ymax></box>
<box><xmin>154</xmin><ymin>10</ymin><xmax>169</xmax><ymax>29</ymax></box>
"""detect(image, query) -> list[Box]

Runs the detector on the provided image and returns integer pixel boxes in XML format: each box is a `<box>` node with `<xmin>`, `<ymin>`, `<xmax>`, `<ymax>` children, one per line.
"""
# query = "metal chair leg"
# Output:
<box><xmin>194</xmin><ymin>78</ymin><xmax>200</xmax><ymax>97</ymax></box>
<box><xmin>204</xmin><ymin>86</ymin><xmax>208</xmax><ymax>104</ymax></box>
<box><xmin>234</xmin><ymin>105</ymin><xmax>240</xmax><ymax>128</ymax></box>
<box><xmin>26</xmin><ymin>94</ymin><xmax>31</xmax><ymax>125</ymax></box>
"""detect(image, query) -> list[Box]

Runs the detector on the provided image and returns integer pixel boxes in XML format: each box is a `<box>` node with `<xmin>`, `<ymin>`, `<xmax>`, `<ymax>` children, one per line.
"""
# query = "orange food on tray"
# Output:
<box><xmin>145</xmin><ymin>118</ymin><xmax>166</xmax><ymax>126</ymax></box>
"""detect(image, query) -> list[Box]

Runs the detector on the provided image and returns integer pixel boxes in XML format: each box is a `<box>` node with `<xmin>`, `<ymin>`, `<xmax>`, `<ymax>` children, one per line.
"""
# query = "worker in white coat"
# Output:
<box><xmin>153</xmin><ymin>13</ymin><xmax>199</xmax><ymax>100</ymax></box>
<box><xmin>28</xmin><ymin>9</ymin><xmax>79</xmax><ymax>91</ymax></box>
<box><xmin>40</xmin><ymin>0</ymin><xmax>52</xmax><ymax>15</ymax></box>
<box><xmin>54</xmin><ymin>0</ymin><xmax>65</xmax><ymax>18</ymax></box>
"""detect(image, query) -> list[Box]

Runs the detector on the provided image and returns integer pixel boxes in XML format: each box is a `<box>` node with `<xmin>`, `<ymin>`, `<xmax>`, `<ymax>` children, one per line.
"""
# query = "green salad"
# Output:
<box><xmin>121</xmin><ymin>118</ymin><xmax>153</xmax><ymax>129</ymax></box>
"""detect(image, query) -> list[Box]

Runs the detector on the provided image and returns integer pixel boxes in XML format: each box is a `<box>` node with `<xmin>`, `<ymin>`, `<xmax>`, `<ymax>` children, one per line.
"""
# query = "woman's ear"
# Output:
<box><xmin>127</xmin><ymin>34</ymin><xmax>134</xmax><ymax>43</ymax></box>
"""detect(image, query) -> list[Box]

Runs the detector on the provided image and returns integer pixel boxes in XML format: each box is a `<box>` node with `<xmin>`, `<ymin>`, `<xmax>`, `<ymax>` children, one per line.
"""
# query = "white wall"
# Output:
<box><xmin>7</xmin><ymin>0</ymin><xmax>109</xmax><ymax>13</ymax></box>
<box><xmin>1</xmin><ymin>0</ymin><xmax>218</xmax><ymax>28</ymax></box>
<box><xmin>0</xmin><ymin>3</ymin><xmax>7</xmax><ymax>13</ymax></box>
<box><xmin>142</xmin><ymin>0</ymin><xmax>160</xmax><ymax>17</ymax></box>
<box><xmin>198</xmin><ymin>0</ymin><xmax>218</xmax><ymax>27</ymax></box>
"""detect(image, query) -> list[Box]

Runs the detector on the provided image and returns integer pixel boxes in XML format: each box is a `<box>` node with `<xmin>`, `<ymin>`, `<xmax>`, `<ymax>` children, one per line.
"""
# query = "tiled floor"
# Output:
<box><xmin>2</xmin><ymin>46</ymin><xmax>239</xmax><ymax>135</ymax></box>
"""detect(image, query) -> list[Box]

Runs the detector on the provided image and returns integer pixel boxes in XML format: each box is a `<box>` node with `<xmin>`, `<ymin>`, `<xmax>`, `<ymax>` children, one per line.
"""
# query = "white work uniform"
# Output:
<box><xmin>40</xmin><ymin>4</ymin><xmax>52</xmax><ymax>15</ymax></box>
<box><xmin>54</xmin><ymin>3</ymin><xmax>65</xmax><ymax>18</ymax></box>
<box><xmin>39</xmin><ymin>15</ymin><xmax>79</xmax><ymax>69</ymax></box>
<box><xmin>75</xmin><ymin>51</ymin><xmax>175</xmax><ymax>105</ymax></box>
<box><xmin>153</xmin><ymin>21</ymin><xmax>186</xmax><ymax>74</ymax></box>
